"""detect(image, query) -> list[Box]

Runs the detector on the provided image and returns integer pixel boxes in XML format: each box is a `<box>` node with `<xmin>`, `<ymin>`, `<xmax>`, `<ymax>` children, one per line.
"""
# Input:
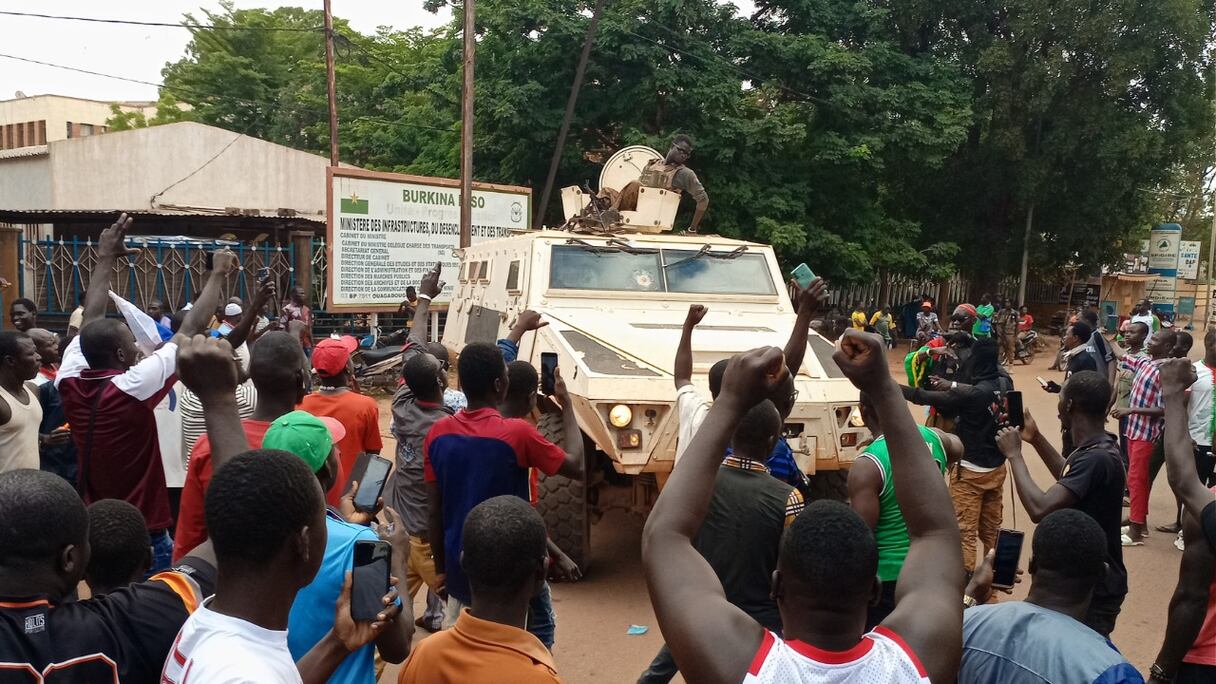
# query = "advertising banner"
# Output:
<box><xmin>327</xmin><ymin>168</ymin><xmax>531</xmax><ymax>311</ymax></box>
<box><xmin>1145</xmin><ymin>224</ymin><xmax>1181</xmax><ymax>309</ymax></box>
<box><xmin>1178</xmin><ymin>240</ymin><xmax>1201</xmax><ymax>280</ymax></box>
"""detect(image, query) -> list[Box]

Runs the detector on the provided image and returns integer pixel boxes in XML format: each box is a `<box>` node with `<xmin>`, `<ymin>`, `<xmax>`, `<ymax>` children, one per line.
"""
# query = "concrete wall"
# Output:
<box><xmin>0</xmin><ymin>154</ymin><xmax>51</xmax><ymax>209</ymax></box>
<box><xmin>0</xmin><ymin>95</ymin><xmax>155</xmax><ymax>145</ymax></box>
<box><xmin>47</xmin><ymin>122</ymin><xmax>330</xmax><ymax>216</ymax></box>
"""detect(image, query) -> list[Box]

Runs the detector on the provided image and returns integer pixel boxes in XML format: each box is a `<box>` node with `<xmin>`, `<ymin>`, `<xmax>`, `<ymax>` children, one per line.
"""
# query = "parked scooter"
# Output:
<box><xmin>1014</xmin><ymin>330</ymin><xmax>1038</xmax><ymax>364</ymax></box>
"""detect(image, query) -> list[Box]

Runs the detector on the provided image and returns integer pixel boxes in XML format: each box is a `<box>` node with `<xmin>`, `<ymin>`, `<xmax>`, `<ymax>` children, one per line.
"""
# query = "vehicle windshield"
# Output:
<box><xmin>549</xmin><ymin>244</ymin><xmax>775</xmax><ymax>295</ymax></box>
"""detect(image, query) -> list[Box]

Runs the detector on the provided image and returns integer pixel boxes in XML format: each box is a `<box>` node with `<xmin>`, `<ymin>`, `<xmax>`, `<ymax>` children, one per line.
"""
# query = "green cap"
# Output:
<box><xmin>262</xmin><ymin>410</ymin><xmax>346</xmax><ymax>473</ymax></box>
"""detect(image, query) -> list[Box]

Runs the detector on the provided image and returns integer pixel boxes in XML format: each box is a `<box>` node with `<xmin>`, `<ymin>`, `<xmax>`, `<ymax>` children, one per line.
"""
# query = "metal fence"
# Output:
<box><xmin>21</xmin><ymin>236</ymin><xmax>296</xmax><ymax>314</ymax></box>
<box><xmin>832</xmin><ymin>274</ymin><xmax>1021</xmax><ymax>311</ymax></box>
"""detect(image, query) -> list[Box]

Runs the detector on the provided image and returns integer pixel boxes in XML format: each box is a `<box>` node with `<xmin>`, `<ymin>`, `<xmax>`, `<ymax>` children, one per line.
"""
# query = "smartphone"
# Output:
<box><xmin>541</xmin><ymin>352</ymin><xmax>558</xmax><ymax>396</ymax></box>
<box><xmin>204</xmin><ymin>251</ymin><xmax>214</xmax><ymax>271</ymax></box>
<box><xmin>1035</xmin><ymin>376</ymin><xmax>1049</xmax><ymax>390</ymax></box>
<box><xmin>1005</xmin><ymin>391</ymin><xmax>1024</xmax><ymax>429</ymax></box>
<box><xmin>352</xmin><ymin>455</ymin><xmax>392</xmax><ymax>513</ymax></box>
<box><xmin>791</xmin><ymin>263</ymin><xmax>816</xmax><ymax>289</ymax></box>
<box><xmin>992</xmin><ymin>528</ymin><xmax>1025</xmax><ymax>590</ymax></box>
<box><xmin>351</xmin><ymin>540</ymin><xmax>391</xmax><ymax>622</ymax></box>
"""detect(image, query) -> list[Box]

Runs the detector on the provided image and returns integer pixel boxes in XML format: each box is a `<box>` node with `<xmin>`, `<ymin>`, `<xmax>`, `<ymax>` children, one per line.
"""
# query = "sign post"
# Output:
<box><xmin>1146</xmin><ymin>223</ymin><xmax>1182</xmax><ymax>312</ymax></box>
<box><xmin>326</xmin><ymin>168</ymin><xmax>530</xmax><ymax>311</ymax></box>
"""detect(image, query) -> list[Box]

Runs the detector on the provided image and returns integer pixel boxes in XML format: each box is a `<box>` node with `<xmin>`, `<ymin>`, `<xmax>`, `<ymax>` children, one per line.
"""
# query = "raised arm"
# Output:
<box><xmin>407</xmin><ymin>263</ymin><xmax>443</xmax><ymax>346</ymax></box>
<box><xmin>550</xmin><ymin>367</ymin><xmax>585</xmax><ymax>480</ymax></box>
<box><xmin>176</xmin><ymin>251</ymin><xmax>238</xmax><ymax>340</ymax></box>
<box><xmin>175</xmin><ymin>335</ymin><xmax>250</xmax><ymax>472</ymax></box>
<box><xmin>996</xmin><ymin>426</ymin><xmax>1076</xmax><ymax>523</ymax></box>
<box><xmin>1151</xmin><ymin>511</ymin><xmax>1216</xmax><ymax>681</ymax></box>
<box><xmin>82</xmin><ymin>214</ymin><xmax>140</xmax><ymax>328</ymax></box>
<box><xmin>674</xmin><ymin>305</ymin><xmax>706</xmax><ymax>389</ymax></box>
<box><xmin>224</xmin><ymin>274</ymin><xmax>275</xmax><ymax>351</ymax></box>
<box><xmin>1160</xmin><ymin>359</ymin><xmax>1214</xmax><ymax>521</ymax></box>
<box><xmin>783</xmin><ymin>278</ymin><xmax>825</xmax><ymax>378</ymax></box>
<box><xmin>643</xmin><ymin>346</ymin><xmax>787</xmax><ymax>684</ymax></box>
<box><xmin>835</xmin><ymin>330</ymin><xmax>963</xmax><ymax>682</ymax></box>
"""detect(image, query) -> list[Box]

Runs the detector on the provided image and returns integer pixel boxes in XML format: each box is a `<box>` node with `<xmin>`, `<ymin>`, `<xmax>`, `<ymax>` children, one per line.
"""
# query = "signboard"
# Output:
<box><xmin>326</xmin><ymin>168</ymin><xmax>531</xmax><ymax>311</ymax></box>
<box><xmin>1145</xmin><ymin>224</ymin><xmax>1181</xmax><ymax>308</ymax></box>
<box><xmin>1058</xmin><ymin>283</ymin><xmax>1100</xmax><ymax>308</ymax></box>
<box><xmin>1178</xmin><ymin>240</ymin><xmax>1201</xmax><ymax>280</ymax></box>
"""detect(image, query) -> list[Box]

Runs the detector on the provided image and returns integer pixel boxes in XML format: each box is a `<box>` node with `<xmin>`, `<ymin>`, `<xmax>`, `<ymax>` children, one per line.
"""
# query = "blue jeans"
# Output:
<box><xmin>147</xmin><ymin>529</ymin><xmax>173</xmax><ymax>577</ymax></box>
<box><xmin>526</xmin><ymin>581</ymin><xmax>555</xmax><ymax>650</ymax></box>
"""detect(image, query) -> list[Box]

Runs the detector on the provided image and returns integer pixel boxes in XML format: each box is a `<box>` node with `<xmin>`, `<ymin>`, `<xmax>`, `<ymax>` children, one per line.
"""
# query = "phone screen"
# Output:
<box><xmin>1035</xmin><ymin>376</ymin><xmax>1049</xmax><ymax>389</ymax></box>
<box><xmin>992</xmin><ymin>528</ymin><xmax>1024</xmax><ymax>589</ymax></box>
<box><xmin>541</xmin><ymin>352</ymin><xmax>558</xmax><ymax>396</ymax></box>
<box><xmin>351</xmin><ymin>540</ymin><xmax>391</xmax><ymax>622</ymax></box>
<box><xmin>353</xmin><ymin>455</ymin><xmax>392</xmax><ymax>513</ymax></box>
<box><xmin>791</xmin><ymin>263</ymin><xmax>815</xmax><ymax>289</ymax></box>
<box><xmin>1005</xmin><ymin>391</ymin><xmax>1024</xmax><ymax>429</ymax></box>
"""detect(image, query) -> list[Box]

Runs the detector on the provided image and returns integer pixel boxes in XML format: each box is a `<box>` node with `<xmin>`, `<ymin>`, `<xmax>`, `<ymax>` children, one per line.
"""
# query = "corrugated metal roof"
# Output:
<box><xmin>0</xmin><ymin>145</ymin><xmax>48</xmax><ymax>160</ymax></box>
<box><xmin>0</xmin><ymin>208</ymin><xmax>323</xmax><ymax>223</ymax></box>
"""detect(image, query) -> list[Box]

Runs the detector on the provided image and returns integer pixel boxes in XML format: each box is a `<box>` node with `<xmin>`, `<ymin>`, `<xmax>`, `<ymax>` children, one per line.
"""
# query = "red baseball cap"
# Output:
<box><xmin>312</xmin><ymin>335</ymin><xmax>359</xmax><ymax>377</ymax></box>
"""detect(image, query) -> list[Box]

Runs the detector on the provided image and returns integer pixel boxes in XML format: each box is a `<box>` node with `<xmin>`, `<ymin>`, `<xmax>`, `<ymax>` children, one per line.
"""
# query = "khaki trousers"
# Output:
<box><xmin>949</xmin><ymin>463</ymin><xmax>1007</xmax><ymax>572</ymax></box>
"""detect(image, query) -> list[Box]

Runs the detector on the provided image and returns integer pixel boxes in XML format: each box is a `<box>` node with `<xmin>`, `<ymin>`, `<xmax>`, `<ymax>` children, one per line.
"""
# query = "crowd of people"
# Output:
<box><xmin>0</xmin><ymin>212</ymin><xmax>1214</xmax><ymax>684</ymax></box>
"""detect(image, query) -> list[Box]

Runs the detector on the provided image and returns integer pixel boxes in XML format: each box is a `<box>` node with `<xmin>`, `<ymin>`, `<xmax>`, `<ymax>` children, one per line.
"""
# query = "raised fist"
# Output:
<box><xmin>685</xmin><ymin>304</ymin><xmax>708</xmax><ymax>327</ymax></box>
<box><xmin>832</xmin><ymin>329</ymin><xmax>890</xmax><ymax>392</ymax></box>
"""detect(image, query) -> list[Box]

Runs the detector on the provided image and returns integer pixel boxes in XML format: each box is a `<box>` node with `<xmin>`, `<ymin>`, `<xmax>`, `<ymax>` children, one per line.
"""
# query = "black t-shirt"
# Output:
<box><xmin>1057</xmin><ymin>434</ymin><xmax>1128</xmax><ymax>602</ymax></box>
<box><xmin>1066</xmin><ymin>351</ymin><xmax>1099</xmax><ymax>380</ymax></box>
<box><xmin>0</xmin><ymin>556</ymin><xmax>215</xmax><ymax>684</ymax></box>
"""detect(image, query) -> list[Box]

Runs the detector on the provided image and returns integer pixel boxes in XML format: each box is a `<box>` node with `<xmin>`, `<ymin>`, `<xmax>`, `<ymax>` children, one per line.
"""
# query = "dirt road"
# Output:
<box><xmin>379</xmin><ymin>345</ymin><xmax>1183</xmax><ymax>682</ymax></box>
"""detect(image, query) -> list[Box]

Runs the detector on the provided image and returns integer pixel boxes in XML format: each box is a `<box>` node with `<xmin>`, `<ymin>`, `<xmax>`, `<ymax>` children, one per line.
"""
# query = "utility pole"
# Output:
<box><xmin>1017</xmin><ymin>203</ymin><xmax>1034</xmax><ymax>307</ymax></box>
<box><xmin>1204</xmin><ymin>69</ymin><xmax>1216</xmax><ymax>332</ymax></box>
<box><xmin>323</xmin><ymin>0</ymin><xmax>339</xmax><ymax>167</ymax></box>
<box><xmin>535</xmin><ymin>0</ymin><xmax>610</xmax><ymax>229</ymax></box>
<box><xmin>459</xmin><ymin>0</ymin><xmax>476</xmax><ymax>248</ymax></box>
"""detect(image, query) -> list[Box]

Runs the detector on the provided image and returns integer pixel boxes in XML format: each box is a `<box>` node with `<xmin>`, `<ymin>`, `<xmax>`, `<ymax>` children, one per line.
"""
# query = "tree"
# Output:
<box><xmin>105</xmin><ymin>94</ymin><xmax>193</xmax><ymax>131</ymax></box>
<box><xmin>154</xmin><ymin>0</ymin><xmax>1212</xmax><ymax>287</ymax></box>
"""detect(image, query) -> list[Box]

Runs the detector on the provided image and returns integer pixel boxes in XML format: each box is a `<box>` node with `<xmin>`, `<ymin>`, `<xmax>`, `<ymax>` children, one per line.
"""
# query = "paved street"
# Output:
<box><xmin>379</xmin><ymin>341</ymin><xmax>1186</xmax><ymax>682</ymax></box>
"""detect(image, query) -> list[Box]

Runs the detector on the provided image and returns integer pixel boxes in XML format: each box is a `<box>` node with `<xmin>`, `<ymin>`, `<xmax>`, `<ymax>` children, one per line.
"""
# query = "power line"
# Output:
<box><xmin>0</xmin><ymin>52</ymin><xmax>458</xmax><ymax>137</ymax></box>
<box><xmin>0</xmin><ymin>10</ymin><xmax>322</xmax><ymax>32</ymax></box>
<box><xmin>0</xmin><ymin>52</ymin><xmax>162</xmax><ymax>89</ymax></box>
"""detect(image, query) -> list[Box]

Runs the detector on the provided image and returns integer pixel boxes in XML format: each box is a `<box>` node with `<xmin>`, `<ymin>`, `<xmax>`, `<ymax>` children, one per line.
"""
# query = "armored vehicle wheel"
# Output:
<box><xmin>806</xmin><ymin>470</ymin><xmax>849</xmax><ymax>503</ymax></box>
<box><xmin>536</xmin><ymin>413</ymin><xmax>592</xmax><ymax>571</ymax></box>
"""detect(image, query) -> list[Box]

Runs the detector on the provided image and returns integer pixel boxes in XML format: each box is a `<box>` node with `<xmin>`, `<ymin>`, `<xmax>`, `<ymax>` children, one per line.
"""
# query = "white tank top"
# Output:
<box><xmin>0</xmin><ymin>383</ymin><xmax>42</xmax><ymax>473</ymax></box>
<box><xmin>743</xmin><ymin>627</ymin><xmax>930</xmax><ymax>684</ymax></box>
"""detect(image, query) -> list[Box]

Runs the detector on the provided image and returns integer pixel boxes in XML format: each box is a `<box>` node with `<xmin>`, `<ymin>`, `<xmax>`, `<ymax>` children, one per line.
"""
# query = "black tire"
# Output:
<box><xmin>536</xmin><ymin>413</ymin><xmax>592</xmax><ymax>570</ymax></box>
<box><xmin>806</xmin><ymin>469</ymin><xmax>849</xmax><ymax>503</ymax></box>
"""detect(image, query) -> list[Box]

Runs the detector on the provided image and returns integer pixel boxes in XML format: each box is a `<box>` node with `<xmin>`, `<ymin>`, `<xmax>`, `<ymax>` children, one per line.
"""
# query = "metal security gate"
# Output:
<box><xmin>20</xmin><ymin>236</ymin><xmax>296</xmax><ymax>313</ymax></box>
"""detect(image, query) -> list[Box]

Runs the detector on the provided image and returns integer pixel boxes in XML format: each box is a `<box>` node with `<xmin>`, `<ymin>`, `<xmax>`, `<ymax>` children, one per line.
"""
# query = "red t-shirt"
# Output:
<box><xmin>298</xmin><ymin>391</ymin><xmax>383</xmax><ymax>481</ymax></box>
<box><xmin>172</xmin><ymin>418</ymin><xmax>346</xmax><ymax>561</ymax></box>
<box><xmin>57</xmin><ymin>337</ymin><xmax>178</xmax><ymax>530</ymax></box>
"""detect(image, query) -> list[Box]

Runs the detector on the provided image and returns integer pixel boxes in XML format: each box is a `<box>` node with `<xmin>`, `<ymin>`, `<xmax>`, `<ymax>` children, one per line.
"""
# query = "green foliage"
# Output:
<box><xmin>155</xmin><ymin>0</ymin><xmax>1213</xmax><ymax>284</ymax></box>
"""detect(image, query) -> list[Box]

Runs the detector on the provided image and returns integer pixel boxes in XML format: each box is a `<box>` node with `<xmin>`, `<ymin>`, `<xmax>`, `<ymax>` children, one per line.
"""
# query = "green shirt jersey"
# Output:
<box><xmin>861</xmin><ymin>425</ymin><xmax>949</xmax><ymax>582</ymax></box>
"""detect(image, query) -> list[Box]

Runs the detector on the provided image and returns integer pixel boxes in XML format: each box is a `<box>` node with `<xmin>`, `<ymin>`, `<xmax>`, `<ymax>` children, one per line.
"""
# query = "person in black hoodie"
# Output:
<box><xmin>902</xmin><ymin>338</ymin><xmax>1012</xmax><ymax>573</ymax></box>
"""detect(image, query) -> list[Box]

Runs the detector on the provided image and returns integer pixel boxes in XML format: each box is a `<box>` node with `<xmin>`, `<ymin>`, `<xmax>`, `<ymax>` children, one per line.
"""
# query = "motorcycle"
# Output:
<box><xmin>1014</xmin><ymin>330</ymin><xmax>1038</xmax><ymax>365</ymax></box>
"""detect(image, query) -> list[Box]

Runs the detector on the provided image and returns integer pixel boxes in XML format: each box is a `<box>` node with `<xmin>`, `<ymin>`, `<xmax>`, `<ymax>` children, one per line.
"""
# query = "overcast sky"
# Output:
<box><xmin>0</xmin><ymin>1</ymin><xmax>452</xmax><ymax>102</ymax></box>
<box><xmin>0</xmin><ymin>1</ymin><xmax>754</xmax><ymax>103</ymax></box>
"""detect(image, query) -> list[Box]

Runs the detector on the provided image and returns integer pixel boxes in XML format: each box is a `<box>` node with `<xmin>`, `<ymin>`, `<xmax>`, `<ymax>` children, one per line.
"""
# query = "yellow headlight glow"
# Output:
<box><xmin>609</xmin><ymin>404</ymin><xmax>633</xmax><ymax>428</ymax></box>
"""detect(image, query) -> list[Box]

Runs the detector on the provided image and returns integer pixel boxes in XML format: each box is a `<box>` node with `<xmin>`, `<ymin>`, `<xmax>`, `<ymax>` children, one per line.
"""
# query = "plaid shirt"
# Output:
<box><xmin>1126</xmin><ymin>358</ymin><xmax>1165</xmax><ymax>442</ymax></box>
<box><xmin>722</xmin><ymin>454</ymin><xmax>806</xmax><ymax>526</ymax></box>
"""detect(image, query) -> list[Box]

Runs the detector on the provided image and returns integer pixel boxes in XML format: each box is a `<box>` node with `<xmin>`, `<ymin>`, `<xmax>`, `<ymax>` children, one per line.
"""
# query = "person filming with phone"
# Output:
<box><xmin>995</xmin><ymin>370</ymin><xmax>1128</xmax><ymax>637</ymax></box>
<box><xmin>959</xmin><ymin>510</ymin><xmax>1142</xmax><ymax>683</ymax></box>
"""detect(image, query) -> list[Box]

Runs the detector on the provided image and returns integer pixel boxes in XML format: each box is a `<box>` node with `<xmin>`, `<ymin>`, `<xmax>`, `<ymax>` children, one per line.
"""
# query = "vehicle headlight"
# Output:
<box><xmin>609</xmin><ymin>404</ymin><xmax>633</xmax><ymax>428</ymax></box>
<box><xmin>848</xmin><ymin>407</ymin><xmax>866</xmax><ymax>428</ymax></box>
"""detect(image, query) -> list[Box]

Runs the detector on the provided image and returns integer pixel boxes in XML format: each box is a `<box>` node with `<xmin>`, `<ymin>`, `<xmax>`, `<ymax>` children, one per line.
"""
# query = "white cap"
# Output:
<box><xmin>224</xmin><ymin>303</ymin><xmax>243</xmax><ymax>317</ymax></box>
